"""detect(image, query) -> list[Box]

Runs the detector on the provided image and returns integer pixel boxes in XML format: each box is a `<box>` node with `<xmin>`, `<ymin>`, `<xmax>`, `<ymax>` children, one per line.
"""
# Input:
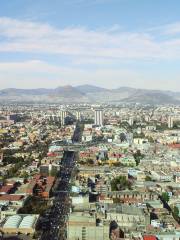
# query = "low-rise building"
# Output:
<box><xmin>0</xmin><ymin>214</ymin><xmax>39</xmax><ymax>235</ymax></box>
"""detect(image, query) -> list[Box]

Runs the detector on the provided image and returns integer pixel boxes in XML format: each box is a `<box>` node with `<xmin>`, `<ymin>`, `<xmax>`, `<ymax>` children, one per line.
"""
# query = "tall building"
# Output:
<box><xmin>128</xmin><ymin>117</ymin><xmax>134</xmax><ymax>126</ymax></box>
<box><xmin>0</xmin><ymin>152</ymin><xmax>3</xmax><ymax>163</ymax></box>
<box><xmin>145</xmin><ymin>115</ymin><xmax>150</xmax><ymax>122</ymax></box>
<box><xmin>6</xmin><ymin>114</ymin><xmax>18</xmax><ymax>122</ymax></box>
<box><xmin>168</xmin><ymin>116</ymin><xmax>173</xmax><ymax>128</ymax></box>
<box><xmin>94</xmin><ymin>109</ymin><xmax>104</xmax><ymax>126</ymax></box>
<box><xmin>59</xmin><ymin>111</ymin><xmax>68</xmax><ymax>126</ymax></box>
<box><xmin>76</xmin><ymin>111</ymin><xmax>81</xmax><ymax>121</ymax></box>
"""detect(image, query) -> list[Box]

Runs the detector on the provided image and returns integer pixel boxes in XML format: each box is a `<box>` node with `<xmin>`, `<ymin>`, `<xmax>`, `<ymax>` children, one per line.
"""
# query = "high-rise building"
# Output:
<box><xmin>128</xmin><ymin>117</ymin><xmax>134</xmax><ymax>126</ymax></box>
<box><xmin>7</xmin><ymin>114</ymin><xmax>18</xmax><ymax>122</ymax></box>
<box><xmin>0</xmin><ymin>152</ymin><xmax>3</xmax><ymax>163</ymax></box>
<box><xmin>59</xmin><ymin>110</ymin><xmax>68</xmax><ymax>126</ymax></box>
<box><xmin>145</xmin><ymin>115</ymin><xmax>150</xmax><ymax>122</ymax></box>
<box><xmin>168</xmin><ymin>116</ymin><xmax>173</xmax><ymax>128</ymax></box>
<box><xmin>76</xmin><ymin>111</ymin><xmax>81</xmax><ymax>121</ymax></box>
<box><xmin>94</xmin><ymin>109</ymin><xmax>104</xmax><ymax>126</ymax></box>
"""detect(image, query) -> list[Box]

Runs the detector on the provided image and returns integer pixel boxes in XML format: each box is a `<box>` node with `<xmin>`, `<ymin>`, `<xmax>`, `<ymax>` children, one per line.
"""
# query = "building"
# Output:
<box><xmin>145</xmin><ymin>115</ymin><xmax>151</xmax><ymax>122</ymax></box>
<box><xmin>59</xmin><ymin>110</ymin><xmax>68</xmax><ymax>126</ymax></box>
<box><xmin>67</xmin><ymin>212</ymin><xmax>109</xmax><ymax>240</ymax></box>
<box><xmin>6</xmin><ymin>114</ymin><xmax>18</xmax><ymax>122</ymax></box>
<box><xmin>26</xmin><ymin>174</ymin><xmax>55</xmax><ymax>198</ymax></box>
<box><xmin>1</xmin><ymin>214</ymin><xmax>39</xmax><ymax>235</ymax></box>
<box><xmin>174</xmin><ymin>172</ymin><xmax>180</xmax><ymax>183</ymax></box>
<box><xmin>107</xmin><ymin>190</ymin><xmax>158</xmax><ymax>203</ymax></box>
<box><xmin>105</xmin><ymin>204</ymin><xmax>149</xmax><ymax>230</ymax></box>
<box><xmin>94</xmin><ymin>109</ymin><xmax>104</xmax><ymax>126</ymax></box>
<box><xmin>0</xmin><ymin>195</ymin><xmax>27</xmax><ymax>208</ymax></box>
<box><xmin>168</xmin><ymin>116</ymin><xmax>174</xmax><ymax>128</ymax></box>
<box><xmin>0</xmin><ymin>152</ymin><xmax>3</xmax><ymax>163</ymax></box>
<box><xmin>40</xmin><ymin>164</ymin><xmax>60</xmax><ymax>176</ymax></box>
<box><xmin>129</xmin><ymin>117</ymin><xmax>134</xmax><ymax>126</ymax></box>
<box><xmin>76</xmin><ymin>111</ymin><xmax>81</xmax><ymax>121</ymax></box>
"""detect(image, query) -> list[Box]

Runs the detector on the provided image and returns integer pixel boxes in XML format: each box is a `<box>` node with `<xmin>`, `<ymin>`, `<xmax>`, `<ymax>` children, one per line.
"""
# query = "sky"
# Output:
<box><xmin>0</xmin><ymin>0</ymin><xmax>180</xmax><ymax>90</ymax></box>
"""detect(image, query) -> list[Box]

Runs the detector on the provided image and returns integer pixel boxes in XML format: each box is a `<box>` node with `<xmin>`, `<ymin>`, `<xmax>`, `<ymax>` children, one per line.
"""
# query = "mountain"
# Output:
<box><xmin>48</xmin><ymin>85</ymin><xmax>89</xmax><ymax>102</ymax></box>
<box><xmin>0</xmin><ymin>88</ymin><xmax>52</xmax><ymax>96</ymax></box>
<box><xmin>0</xmin><ymin>86</ymin><xmax>88</xmax><ymax>103</ymax></box>
<box><xmin>121</xmin><ymin>89</ymin><xmax>178</xmax><ymax>104</ymax></box>
<box><xmin>53</xmin><ymin>85</ymin><xmax>85</xmax><ymax>98</ymax></box>
<box><xmin>0</xmin><ymin>85</ymin><xmax>180</xmax><ymax>104</ymax></box>
<box><xmin>75</xmin><ymin>84</ymin><xmax>108</xmax><ymax>93</ymax></box>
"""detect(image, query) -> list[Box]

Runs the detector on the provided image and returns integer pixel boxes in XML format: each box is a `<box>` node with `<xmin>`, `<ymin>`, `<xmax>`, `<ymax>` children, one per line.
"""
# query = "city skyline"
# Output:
<box><xmin>1</xmin><ymin>0</ymin><xmax>180</xmax><ymax>90</ymax></box>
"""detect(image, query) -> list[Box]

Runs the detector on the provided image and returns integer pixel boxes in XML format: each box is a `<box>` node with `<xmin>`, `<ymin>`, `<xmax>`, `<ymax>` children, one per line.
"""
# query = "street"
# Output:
<box><xmin>39</xmin><ymin>123</ymin><xmax>82</xmax><ymax>240</ymax></box>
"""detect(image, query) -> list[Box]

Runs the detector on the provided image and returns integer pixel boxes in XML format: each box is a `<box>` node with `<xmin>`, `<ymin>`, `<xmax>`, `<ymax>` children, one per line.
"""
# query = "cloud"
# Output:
<box><xmin>0</xmin><ymin>17</ymin><xmax>180</xmax><ymax>90</ymax></box>
<box><xmin>0</xmin><ymin>59</ymin><xmax>180</xmax><ymax>91</ymax></box>
<box><xmin>0</xmin><ymin>60</ymin><xmax>142</xmax><ymax>89</ymax></box>
<box><xmin>0</xmin><ymin>60</ymin><xmax>60</xmax><ymax>73</ymax></box>
<box><xmin>159</xmin><ymin>22</ymin><xmax>180</xmax><ymax>35</ymax></box>
<box><xmin>0</xmin><ymin>17</ymin><xmax>180</xmax><ymax>62</ymax></box>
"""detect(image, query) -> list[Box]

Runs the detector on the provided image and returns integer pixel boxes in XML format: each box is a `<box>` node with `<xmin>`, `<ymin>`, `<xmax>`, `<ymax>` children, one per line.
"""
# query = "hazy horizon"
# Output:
<box><xmin>1</xmin><ymin>0</ymin><xmax>180</xmax><ymax>91</ymax></box>
<box><xmin>1</xmin><ymin>84</ymin><xmax>180</xmax><ymax>94</ymax></box>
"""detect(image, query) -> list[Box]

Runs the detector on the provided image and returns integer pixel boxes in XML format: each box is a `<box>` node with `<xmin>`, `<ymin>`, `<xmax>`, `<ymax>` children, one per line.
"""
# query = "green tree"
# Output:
<box><xmin>145</xmin><ymin>176</ymin><xmax>152</xmax><ymax>181</ymax></box>
<box><xmin>161</xmin><ymin>192</ymin><xmax>170</xmax><ymax>202</ymax></box>
<box><xmin>148</xmin><ymin>137</ymin><xmax>154</xmax><ymax>143</ymax></box>
<box><xmin>133</xmin><ymin>150</ymin><xmax>145</xmax><ymax>166</ymax></box>
<box><xmin>111</xmin><ymin>176</ymin><xmax>132</xmax><ymax>191</ymax></box>
<box><xmin>87</xmin><ymin>159</ymin><xmax>94</xmax><ymax>165</ymax></box>
<box><xmin>119</xmin><ymin>133</ymin><xmax>127</xmax><ymax>142</ymax></box>
<box><xmin>50</xmin><ymin>168</ymin><xmax>58</xmax><ymax>177</ymax></box>
<box><xmin>156</xmin><ymin>123</ymin><xmax>168</xmax><ymax>131</ymax></box>
<box><xmin>173</xmin><ymin>206</ymin><xmax>179</xmax><ymax>218</ymax></box>
<box><xmin>21</xmin><ymin>171</ymin><xmax>29</xmax><ymax>179</ymax></box>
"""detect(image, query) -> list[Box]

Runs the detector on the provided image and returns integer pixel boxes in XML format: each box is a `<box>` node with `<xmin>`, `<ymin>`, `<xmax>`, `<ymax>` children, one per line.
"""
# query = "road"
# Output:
<box><xmin>40</xmin><ymin>151</ymin><xmax>76</xmax><ymax>240</ymax></box>
<box><xmin>39</xmin><ymin>123</ymin><xmax>82</xmax><ymax>240</ymax></box>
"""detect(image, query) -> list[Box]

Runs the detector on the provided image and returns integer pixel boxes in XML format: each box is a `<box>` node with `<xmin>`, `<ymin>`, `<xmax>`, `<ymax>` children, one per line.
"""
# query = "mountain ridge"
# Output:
<box><xmin>0</xmin><ymin>85</ymin><xmax>180</xmax><ymax>104</ymax></box>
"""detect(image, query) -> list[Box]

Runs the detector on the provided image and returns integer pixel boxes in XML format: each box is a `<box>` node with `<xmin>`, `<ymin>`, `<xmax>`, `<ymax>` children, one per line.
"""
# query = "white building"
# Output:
<box><xmin>76</xmin><ymin>111</ymin><xmax>81</xmax><ymax>121</ymax></box>
<box><xmin>1</xmin><ymin>214</ymin><xmax>39</xmax><ymax>235</ymax></box>
<box><xmin>129</xmin><ymin>117</ymin><xmax>134</xmax><ymax>126</ymax></box>
<box><xmin>168</xmin><ymin>116</ymin><xmax>174</xmax><ymax>128</ymax></box>
<box><xmin>145</xmin><ymin>115</ymin><xmax>151</xmax><ymax>122</ymax></box>
<box><xmin>59</xmin><ymin>110</ymin><xmax>68</xmax><ymax>126</ymax></box>
<box><xmin>94</xmin><ymin>109</ymin><xmax>103</xmax><ymax>126</ymax></box>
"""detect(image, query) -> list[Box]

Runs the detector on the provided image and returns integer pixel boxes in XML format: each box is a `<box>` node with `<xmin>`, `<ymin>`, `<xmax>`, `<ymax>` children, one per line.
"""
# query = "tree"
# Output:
<box><xmin>111</xmin><ymin>176</ymin><xmax>132</xmax><ymax>191</ymax></box>
<box><xmin>87</xmin><ymin>159</ymin><xmax>94</xmax><ymax>165</ymax></box>
<box><xmin>18</xmin><ymin>196</ymin><xmax>48</xmax><ymax>215</ymax></box>
<box><xmin>50</xmin><ymin>168</ymin><xmax>58</xmax><ymax>177</ymax></box>
<box><xmin>21</xmin><ymin>171</ymin><xmax>29</xmax><ymax>179</ymax></box>
<box><xmin>161</xmin><ymin>192</ymin><xmax>170</xmax><ymax>202</ymax></box>
<box><xmin>133</xmin><ymin>150</ymin><xmax>145</xmax><ymax>166</ymax></box>
<box><xmin>113</xmin><ymin>162</ymin><xmax>122</xmax><ymax>167</ymax></box>
<box><xmin>148</xmin><ymin>137</ymin><xmax>154</xmax><ymax>143</ymax></box>
<box><xmin>119</xmin><ymin>133</ymin><xmax>127</xmax><ymax>142</ymax></box>
<box><xmin>173</xmin><ymin>206</ymin><xmax>179</xmax><ymax>218</ymax></box>
<box><xmin>145</xmin><ymin>176</ymin><xmax>152</xmax><ymax>181</ymax></box>
<box><xmin>173</xmin><ymin>121</ymin><xmax>180</xmax><ymax>129</ymax></box>
<box><xmin>156</xmin><ymin>123</ymin><xmax>168</xmax><ymax>131</ymax></box>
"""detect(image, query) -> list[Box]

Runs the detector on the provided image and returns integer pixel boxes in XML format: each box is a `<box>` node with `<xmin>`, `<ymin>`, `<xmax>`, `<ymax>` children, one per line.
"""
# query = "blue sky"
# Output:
<box><xmin>0</xmin><ymin>0</ymin><xmax>180</xmax><ymax>90</ymax></box>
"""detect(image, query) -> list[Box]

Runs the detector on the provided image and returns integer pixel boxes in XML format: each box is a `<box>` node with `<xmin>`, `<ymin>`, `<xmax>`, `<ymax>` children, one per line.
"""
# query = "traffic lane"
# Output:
<box><xmin>40</xmin><ymin>151</ymin><xmax>76</xmax><ymax>239</ymax></box>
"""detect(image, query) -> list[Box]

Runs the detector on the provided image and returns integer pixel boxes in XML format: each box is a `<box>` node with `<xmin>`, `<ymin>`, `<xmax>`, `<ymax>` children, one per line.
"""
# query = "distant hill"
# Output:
<box><xmin>48</xmin><ymin>85</ymin><xmax>89</xmax><ymax>102</ymax></box>
<box><xmin>0</xmin><ymin>84</ymin><xmax>180</xmax><ymax>104</ymax></box>
<box><xmin>121</xmin><ymin>89</ymin><xmax>179</xmax><ymax>104</ymax></box>
<box><xmin>75</xmin><ymin>84</ymin><xmax>107</xmax><ymax>93</ymax></box>
<box><xmin>53</xmin><ymin>85</ymin><xmax>85</xmax><ymax>98</ymax></box>
<box><xmin>0</xmin><ymin>88</ymin><xmax>52</xmax><ymax>96</ymax></box>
